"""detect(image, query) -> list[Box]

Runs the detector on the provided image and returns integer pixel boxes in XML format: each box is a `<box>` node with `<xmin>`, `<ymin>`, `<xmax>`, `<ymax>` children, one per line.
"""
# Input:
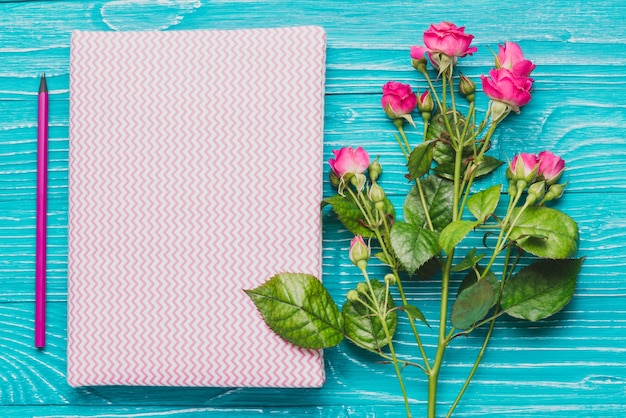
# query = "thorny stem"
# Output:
<box><xmin>375</xmin><ymin>209</ymin><xmax>431</xmax><ymax>372</ymax></box>
<box><xmin>446</xmin><ymin>245</ymin><xmax>513</xmax><ymax>417</ymax></box>
<box><xmin>481</xmin><ymin>186</ymin><xmax>524</xmax><ymax>279</ymax></box>
<box><xmin>395</xmin><ymin>119</ymin><xmax>413</xmax><ymax>156</ymax></box>
<box><xmin>458</xmin><ymin>119</ymin><xmax>498</xmax><ymax>216</ymax></box>
<box><xmin>427</xmin><ymin>252</ymin><xmax>455</xmax><ymax>418</ymax></box>
<box><xmin>362</xmin><ymin>269</ymin><xmax>412</xmax><ymax>417</ymax></box>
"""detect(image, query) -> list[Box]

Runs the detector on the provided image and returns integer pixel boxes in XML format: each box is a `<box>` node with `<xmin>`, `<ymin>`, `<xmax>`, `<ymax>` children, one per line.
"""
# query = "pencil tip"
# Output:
<box><xmin>39</xmin><ymin>73</ymin><xmax>48</xmax><ymax>94</ymax></box>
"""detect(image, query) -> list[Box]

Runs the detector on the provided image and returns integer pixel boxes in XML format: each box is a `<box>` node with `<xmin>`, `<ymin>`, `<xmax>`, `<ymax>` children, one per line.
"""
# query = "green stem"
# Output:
<box><xmin>452</xmin><ymin>132</ymin><xmax>464</xmax><ymax>221</ymax></box>
<box><xmin>394</xmin><ymin>134</ymin><xmax>410</xmax><ymax>160</ymax></box>
<box><xmin>480</xmin><ymin>187</ymin><xmax>524</xmax><ymax>279</ymax></box>
<box><xmin>416</xmin><ymin>179</ymin><xmax>435</xmax><ymax>231</ymax></box>
<box><xmin>448</xmin><ymin>70</ymin><xmax>462</xmax><ymax>141</ymax></box>
<box><xmin>446</xmin><ymin>245</ymin><xmax>513</xmax><ymax>416</ymax></box>
<box><xmin>457</xmin><ymin>119</ymin><xmax>498</xmax><ymax>216</ymax></box>
<box><xmin>422</xmin><ymin>68</ymin><xmax>456</xmax><ymax>142</ymax></box>
<box><xmin>362</xmin><ymin>270</ymin><xmax>412</xmax><ymax>417</ymax></box>
<box><xmin>345</xmin><ymin>334</ymin><xmax>427</xmax><ymax>372</ymax></box>
<box><xmin>395</xmin><ymin>120</ymin><xmax>412</xmax><ymax>156</ymax></box>
<box><xmin>445</xmin><ymin>314</ymin><xmax>497</xmax><ymax>418</ymax></box>
<box><xmin>422</xmin><ymin>119</ymin><xmax>430</xmax><ymax>143</ymax></box>
<box><xmin>375</xmin><ymin>214</ymin><xmax>431</xmax><ymax>372</ymax></box>
<box><xmin>427</xmin><ymin>252</ymin><xmax>454</xmax><ymax>418</ymax></box>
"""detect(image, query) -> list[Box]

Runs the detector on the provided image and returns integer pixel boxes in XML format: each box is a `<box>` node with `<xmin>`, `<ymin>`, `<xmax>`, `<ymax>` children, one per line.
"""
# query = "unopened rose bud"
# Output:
<box><xmin>369</xmin><ymin>159</ymin><xmax>382</xmax><ymax>182</ymax></box>
<box><xmin>384</xmin><ymin>273</ymin><xmax>397</xmax><ymax>286</ymax></box>
<box><xmin>527</xmin><ymin>180</ymin><xmax>545</xmax><ymax>200</ymax></box>
<box><xmin>541</xmin><ymin>183</ymin><xmax>566</xmax><ymax>204</ymax></box>
<box><xmin>356</xmin><ymin>282</ymin><xmax>368</xmax><ymax>294</ymax></box>
<box><xmin>459</xmin><ymin>74</ymin><xmax>476</xmax><ymax>102</ymax></box>
<box><xmin>368</xmin><ymin>182</ymin><xmax>386</xmax><ymax>205</ymax></box>
<box><xmin>410</xmin><ymin>46</ymin><xmax>428</xmax><ymax>73</ymax></box>
<box><xmin>417</xmin><ymin>91</ymin><xmax>435</xmax><ymax>113</ymax></box>
<box><xmin>349</xmin><ymin>235</ymin><xmax>370</xmax><ymax>271</ymax></box>
<box><xmin>347</xmin><ymin>289</ymin><xmax>361</xmax><ymax>303</ymax></box>
<box><xmin>524</xmin><ymin>181</ymin><xmax>545</xmax><ymax>206</ymax></box>
<box><xmin>507</xmin><ymin>153</ymin><xmax>539</xmax><ymax>185</ymax></box>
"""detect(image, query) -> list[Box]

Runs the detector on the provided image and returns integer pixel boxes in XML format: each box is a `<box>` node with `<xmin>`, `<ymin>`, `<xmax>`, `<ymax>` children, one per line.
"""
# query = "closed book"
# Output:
<box><xmin>67</xmin><ymin>26</ymin><xmax>326</xmax><ymax>387</ymax></box>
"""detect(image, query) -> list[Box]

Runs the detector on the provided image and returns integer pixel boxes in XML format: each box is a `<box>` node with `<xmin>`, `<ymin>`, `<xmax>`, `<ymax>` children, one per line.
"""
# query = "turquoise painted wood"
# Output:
<box><xmin>1</xmin><ymin>0</ymin><xmax>625</xmax><ymax>416</ymax></box>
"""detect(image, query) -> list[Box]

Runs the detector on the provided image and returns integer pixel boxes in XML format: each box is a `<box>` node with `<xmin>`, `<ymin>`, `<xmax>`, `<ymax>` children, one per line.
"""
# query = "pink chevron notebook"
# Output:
<box><xmin>67</xmin><ymin>26</ymin><xmax>326</xmax><ymax>387</ymax></box>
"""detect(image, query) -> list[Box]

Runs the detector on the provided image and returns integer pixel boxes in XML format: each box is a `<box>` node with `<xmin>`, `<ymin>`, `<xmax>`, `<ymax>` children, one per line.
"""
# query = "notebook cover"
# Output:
<box><xmin>67</xmin><ymin>26</ymin><xmax>326</xmax><ymax>387</ymax></box>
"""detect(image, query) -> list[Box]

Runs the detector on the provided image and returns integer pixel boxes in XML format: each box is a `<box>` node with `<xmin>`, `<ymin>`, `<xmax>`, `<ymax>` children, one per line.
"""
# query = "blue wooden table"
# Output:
<box><xmin>2</xmin><ymin>1</ymin><xmax>626</xmax><ymax>416</ymax></box>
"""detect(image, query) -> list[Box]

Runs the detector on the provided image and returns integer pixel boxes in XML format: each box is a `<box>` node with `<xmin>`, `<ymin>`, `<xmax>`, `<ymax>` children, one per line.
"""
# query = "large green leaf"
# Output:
<box><xmin>509</xmin><ymin>206</ymin><xmax>579</xmax><ymax>259</ymax></box>
<box><xmin>438</xmin><ymin>219</ymin><xmax>479</xmax><ymax>254</ymax></box>
<box><xmin>390</xmin><ymin>221</ymin><xmax>440</xmax><ymax>275</ymax></box>
<box><xmin>245</xmin><ymin>272</ymin><xmax>344</xmax><ymax>349</ymax></box>
<box><xmin>403</xmin><ymin>174</ymin><xmax>453</xmax><ymax>232</ymax></box>
<box><xmin>467</xmin><ymin>184</ymin><xmax>501</xmax><ymax>223</ymax></box>
<box><xmin>501</xmin><ymin>258</ymin><xmax>584</xmax><ymax>321</ymax></box>
<box><xmin>324</xmin><ymin>194</ymin><xmax>395</xmax><ymax>239</ymax></box>
<box><xmin>450</xmin><ymin>278</ymin><xmax>496</xmax><ymax>330</ymax></box>
<box><xmin>343</xmin><ymin>279</ymin><xmax>398</xmax><ymax>350</ymax></box>
<box><xmin>407</xmin><ymin>140</ymin><xmax>435</xmax><ymax>180</ymax></box>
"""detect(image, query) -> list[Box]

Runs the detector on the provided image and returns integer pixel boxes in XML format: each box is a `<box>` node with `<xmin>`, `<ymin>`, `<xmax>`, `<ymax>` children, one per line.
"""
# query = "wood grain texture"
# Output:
<box><xmin>1</xmin><ymin>0</ymin><xmax>625</xmax><ymax>416</ymax></box>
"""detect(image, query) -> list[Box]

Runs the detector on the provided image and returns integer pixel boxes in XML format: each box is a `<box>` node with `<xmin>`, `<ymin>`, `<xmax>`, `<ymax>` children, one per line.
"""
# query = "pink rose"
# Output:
<box><xmin>496</xmin><ymin>42</ymin><xmax>536</xmax><ymax>77</ymax></box>
<box><xmin>381</xmin><ymin>81</ymin><xmax>417</xmax><ymax>119</ymax></box>
<box><xmin>329</xmin><ymin>147</ymin><xmax>370</xmax><ymax>178</ymax></box>
<box><xmin>422</xmin><ymin>22</ymin><xmax>478</xmax><ymax>58</ymax></box>
<box><xmin>509</xmin><ymin>153</ymin><xmax>538</xmax><ymax>183</ymax></box>
<box><xmin>480</xmin><ymin>68</ymin><xmax>533</xmax><ymax>111</ymax></box>
<box><xmin>537</xmin><ymin>151</ymin><xmax>565</xmax><ymax>185</ymax></box>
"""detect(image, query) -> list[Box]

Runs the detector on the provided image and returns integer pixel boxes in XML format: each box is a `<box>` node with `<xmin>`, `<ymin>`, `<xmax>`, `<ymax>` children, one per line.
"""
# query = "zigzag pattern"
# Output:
<box><xmin>67</xmin><ymin>26</ymin><xmax>327</xmax><ymax>388</ymax></box>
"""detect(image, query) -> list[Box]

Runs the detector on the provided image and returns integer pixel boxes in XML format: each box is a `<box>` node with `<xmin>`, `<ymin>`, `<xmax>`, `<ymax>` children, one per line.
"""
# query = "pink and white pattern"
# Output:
<box><xmin>67</xmin><ymin>26</ymin><xmax>326</xmax><ymax>387</ymax></box>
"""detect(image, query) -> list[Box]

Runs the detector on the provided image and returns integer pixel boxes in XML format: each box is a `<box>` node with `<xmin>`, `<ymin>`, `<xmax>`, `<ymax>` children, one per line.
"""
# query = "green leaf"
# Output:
<box><xmin>426</xmin><ymin>111</ymin><xmax>451</xmax><ymax>145</ymax></box>
<box><xmin>401</xmin><ymin>304</ymin><xmax>430</xmax><ymax>328</ymax></box>
<box><xmin>452</xmin><ymin>248</ymin><xmax>486</xmax><ymax>272</ymax></box>
<box><xmin>501</xmin><ymin>258</ymin><xmax>584</xmax><ymax>321</ymax></box>
<box><xmin>451</xmin><ymin>278</ymin><xmax>496</xmax><ymax>330</ymax></box>
<box><xmin>324</xmin><ymin>194</ymin><xmax>372</xmax><ymax>238</ymax></box>
<box><xmin>509</xmin><ymin>206</ymin><xmax>579</xmax><ymax>259</ymax></box>
<box><xmin>416</xmin><ymin>256</ymin><xmax>442</xmax><ymax>280</ymax></box>
<box><xmin>390</xmin><ymin>221</ymin><xmax>440</xmax><ymax>275</ymax></box>
<box><xmin>432</xmin><ymin>139</ymin><xmax>454</xmax><ymax>165</ymax></box>
<box><xmin>343</xmin><ymin>279</ymin><xmax>397</xmax><ymax>350</ymax></box>
<box><xmin>324</xmin><ymin>195</ymin><xmax>395</xmax><ymax>239</ymax></box>
<box><xmin>457</xmin><ymin>267</ymin><xmax>500</xmax><ymax>304</ymax></box>
<box><xmin>373</xmin><ymin>251</ymin><xmax>391</xmax><ymax>266</ymax></box>
<box><xmin>438</xmin><ymin>220</ymin><xmax>479</xmax><ymax>254</ymax></box>
<box><xmin>432</xmin><ymin>162</ymin><xmax>455</xmax><ymax>180</ymax></box>
<box><xmin>467</xmin><ymin>184</ymin><xmax>501</xmax><ymax>223</ymax></box>
<box><xmin>407</xmin><ymin>140</ymin><xmax>435</xmax><ymax>180</ymax></box>
<box><xmin>245</xmin><ymin>272</ymin><xmax>344</xmax><ymax>349</ymax></box>
<box><xmin>473</xmin><ymin>155</ymin><xmax>505</xmax><ymax>178</ymax></box>
<box><xmin>403</xmin><ymin>175</ymin><xmax>454</xmax><ymax>232</ymax></box>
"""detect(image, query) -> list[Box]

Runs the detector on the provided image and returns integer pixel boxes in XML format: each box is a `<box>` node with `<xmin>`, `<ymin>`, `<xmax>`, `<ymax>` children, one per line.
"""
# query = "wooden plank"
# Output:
<box><xmin>1</xmin><ymin>0</ymin><xmax>625</xmax><ymax>416</ymax></box>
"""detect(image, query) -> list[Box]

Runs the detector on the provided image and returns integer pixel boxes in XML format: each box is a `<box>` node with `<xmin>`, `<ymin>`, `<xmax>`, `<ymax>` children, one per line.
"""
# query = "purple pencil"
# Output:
<box><xmin>35</xmin><ymin>73</ymin><xmax>48</xmax><ymax>348</ymax></box>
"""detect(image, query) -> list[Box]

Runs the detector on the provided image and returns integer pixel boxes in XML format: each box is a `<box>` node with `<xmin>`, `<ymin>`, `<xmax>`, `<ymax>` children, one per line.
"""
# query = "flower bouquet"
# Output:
<box><xmin>245</xmin><ymin>22</ymin><xmax>583</xmax><ymax>417</ymax></box>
